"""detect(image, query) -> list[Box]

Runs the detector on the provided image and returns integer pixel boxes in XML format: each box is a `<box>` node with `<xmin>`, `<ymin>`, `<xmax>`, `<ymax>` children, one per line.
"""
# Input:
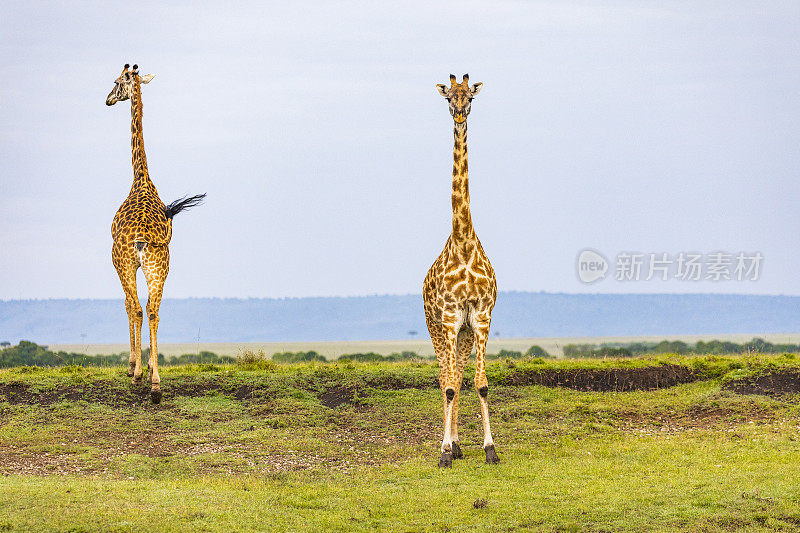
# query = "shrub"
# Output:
<box><xmin>525</xmin><ymin>345</ymin><xmax>551</xmax><ymax>358</ymax></box>
<box><xmin>237</xmin><ymin>349</ymin><xmax>276</xmax><ymax>371</ymax></box>
<box><xmin>496</xmin><ymin>349</ymin><xmax>523</xmax><ymax>359</ymax></box>
<box><xmin>337</xmin><ymin>352</ymin><xmax>385</xmax><ymax>363</ymax></box>
<box><xmin>385</xmin><ymin>351</ymin><xmax>426</xmax><ymax>361</ymax></box>
<box><xmin>272</xmin><ymin>351</ymin><xmax>326</xmax><ymax>363</ymax></box>
<box><xmin>562</xmin><ymin>344</ymin><xmax>632</xmax><ymax>359</ymax></box>
<box><xmin>170</xmin><ymin>351</ymin><xmax>234</xmax><ymax>365</ymax></box>
<box><xmin>563</xmin><ymin>344</ymin><xmax>596</xmax><ymax>358</ymax></box>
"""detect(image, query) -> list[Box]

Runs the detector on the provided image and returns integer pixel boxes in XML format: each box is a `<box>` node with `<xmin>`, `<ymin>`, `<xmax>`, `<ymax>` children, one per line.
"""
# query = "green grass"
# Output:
<box><xmin>1</xmin><ymin>355</ymin><xmax>799</xmax><ymax>531</ymax></box>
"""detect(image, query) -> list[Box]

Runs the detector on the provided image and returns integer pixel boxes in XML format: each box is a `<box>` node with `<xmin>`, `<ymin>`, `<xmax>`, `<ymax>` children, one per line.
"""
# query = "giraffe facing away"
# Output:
<box><xmin>106</xmin><ymin>64</ymin><xmax>205</xmax><ymax>403</ymax></box>
<box><xmin>423</xmin><ymin>74</ymin><xmax>499</xmax><ymax>467</ymax></box>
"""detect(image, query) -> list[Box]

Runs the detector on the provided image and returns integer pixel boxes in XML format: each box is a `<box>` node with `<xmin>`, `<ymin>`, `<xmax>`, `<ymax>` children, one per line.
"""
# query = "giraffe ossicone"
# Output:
<box><xmin>107</xmin><ymin>63</ymin><xmax>205</xmax><ymax>404</ymax></box>
<box><xmin>423</xmin><ymin>74</ymin><xmax>499</xmax><ymax>467</ymax></box>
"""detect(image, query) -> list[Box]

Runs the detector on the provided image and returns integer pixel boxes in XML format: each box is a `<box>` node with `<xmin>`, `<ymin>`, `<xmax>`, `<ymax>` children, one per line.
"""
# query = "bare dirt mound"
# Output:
<box><xmin>0</xmin><ymin>380</ymin><xmax>159</xmax><ymax>407</ymax></box>
<box><xmin>722</xmin><ymin>369</ymin><xmax>800</xmax><ymax>397</ymax></box>
<box><xmin>364</xmin><ymin>364</ymin><xmax>700</xmax><ymax>392</ymax></box>
<box><xmin>499</xmin><ymin>364</ymin><xmax>697</xmax><ymax>392</ymax></box>
<box><xmin>318</xmin><ymin>385</ymin><xmax>358</xmax><ymax>408</ymax></box>
<box><xmin>0</xmin><ymin>379</ymin><xmax>257</xmax><ymax>407</ymax></box>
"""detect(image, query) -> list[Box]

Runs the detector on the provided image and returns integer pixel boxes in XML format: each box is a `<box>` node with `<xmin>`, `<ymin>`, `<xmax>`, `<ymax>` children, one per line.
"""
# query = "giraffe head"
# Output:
<box><xmin>106</xmin><ymin>64</ymin><xmax>155</xmax><ymax>106</ymax></box>
<box><xmin>436</xmin><ymin>74</ymin><xmax>482</xmax><ymax>124</ymax></box>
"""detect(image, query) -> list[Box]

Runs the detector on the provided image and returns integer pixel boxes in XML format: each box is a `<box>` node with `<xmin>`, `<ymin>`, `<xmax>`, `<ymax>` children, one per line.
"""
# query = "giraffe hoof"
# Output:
<box><xmin>451</xmin><ymin>441</ymin><xmax>464</xmax><ymax>459</ymax></box>
<box><xmin>127</xmin><ymin>363</ymin><xmax>135</xmax><ymax>377</ymax></box>
<box><xmin>438</xmin><ymin>451</ymin><xmax>453</xmax><ymax>468</ymax></box>
<box><xmin>150</xmin><ymin>387</ymin><xmax>162</xmax><ymax>404</ymax></box>
<box><xmin>131</xmin><ymin>375</ymin><xmax>143</xmax><ymax>385</ymax></box>
<box><xmin>484</xmin><ymin>444</ymin><xmax>500</xmax><ymax>464</ymax></box>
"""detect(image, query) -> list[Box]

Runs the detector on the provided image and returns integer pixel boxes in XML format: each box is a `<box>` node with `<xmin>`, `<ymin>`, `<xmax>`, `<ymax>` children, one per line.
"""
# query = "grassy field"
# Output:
<box><xmin>1</xmin><ymin>354</ymin><xmax>799</xmax><ymax>531</ymax></box>
<box><xmin>49</xmin><ymin>332</ymin><xmax>800</xmax><ymax>358</ymax></box>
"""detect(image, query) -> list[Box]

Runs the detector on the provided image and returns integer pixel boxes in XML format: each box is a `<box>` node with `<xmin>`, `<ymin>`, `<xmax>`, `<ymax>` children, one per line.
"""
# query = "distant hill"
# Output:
<box><xmin>1</xmin><ymin>293</ymin><xmax>798</xmax><ymax>344</ymax></box>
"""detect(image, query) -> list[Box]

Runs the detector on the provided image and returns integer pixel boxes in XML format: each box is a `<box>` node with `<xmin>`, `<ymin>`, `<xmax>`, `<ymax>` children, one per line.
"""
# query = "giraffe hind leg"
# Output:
<box><xmin>113</xmin><ymin>244</ymin><xmax>143</xmax><ymax>381</ymax></box>
<box><xmin>141</xmin><ymin>244</ymin><xmax>169</xmax><ymax>404</ymax></box>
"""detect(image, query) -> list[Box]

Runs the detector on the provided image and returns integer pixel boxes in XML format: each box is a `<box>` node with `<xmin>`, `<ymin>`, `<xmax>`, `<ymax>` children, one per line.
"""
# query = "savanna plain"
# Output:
<box><xmin>1</xmin><ymin>353</ymin><xmax>799</xmax><ymax>532</ymax></box>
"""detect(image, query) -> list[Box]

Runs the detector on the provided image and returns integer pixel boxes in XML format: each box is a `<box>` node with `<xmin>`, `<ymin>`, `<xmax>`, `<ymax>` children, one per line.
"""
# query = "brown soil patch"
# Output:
<box><xmin>0</xmin><ymin>381</ymin><xmax>164</xmax><ymax>408</ymax></box>
<box><xmin>363</xmin><ymin>364</ymin><xmax>700</xmax><ymax>392</ymax></box>
<box><xmin>0</xmin><ymin>447</ymin><xmax>86</xmax><ymax>476</ymax></box>
<box><xmin>0</xmin><ymin>430</ymin><xmax>181</xmax><ymax>477</ymax></box>
<box><xmin>723</xmin><ymin>369</ymin><xmax>800</xmax><ymax>397</ymax></box>
<box><xmin>0</xmin><ymin>382</ymin><xmax>85</xmax><ymax>405</ymax></box>
<box><xmin>319</xmin><ymin>385</ymin><xmax>357</xmax><ymax>408</ymax></box>
<box><xmin>0</xmin><ymin>380</ymin><xmax>262</xmax><ymax>408</ymax></box>
<box><xmin>500</xmin><ymin>364</ymin><xmax>697</xmax><ymax>391</ymax></box>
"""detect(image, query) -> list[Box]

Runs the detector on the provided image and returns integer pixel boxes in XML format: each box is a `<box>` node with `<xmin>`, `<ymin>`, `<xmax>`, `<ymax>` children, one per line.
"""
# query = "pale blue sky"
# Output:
<box><xmin>1</xmin><ymin>1</ymin><xmax>798</xmax><ymax>299</ymax></box>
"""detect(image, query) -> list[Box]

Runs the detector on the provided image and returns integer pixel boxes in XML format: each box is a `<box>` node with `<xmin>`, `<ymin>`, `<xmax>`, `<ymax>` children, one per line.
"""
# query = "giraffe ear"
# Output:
<box><xmin>470</xmin><ymin>82</ymin><xmax>483</xmax><ymax>96</ymax></box>
<box><xmin>436</xmin><ymin>84</ymin><xmax>448</xmax><ymax>97</ymax></box>
<box><xmin>140</xmin><ymin>74</ymin><xmax>155</xmax><ymax>84</ymax></box>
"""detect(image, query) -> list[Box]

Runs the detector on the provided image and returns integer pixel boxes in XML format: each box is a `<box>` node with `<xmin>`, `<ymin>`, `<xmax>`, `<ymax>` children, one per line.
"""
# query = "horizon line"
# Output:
<box><xmin>3</xmin><ymin>291</ymin><xmax>800</xmax><ymax>303</ymax></box>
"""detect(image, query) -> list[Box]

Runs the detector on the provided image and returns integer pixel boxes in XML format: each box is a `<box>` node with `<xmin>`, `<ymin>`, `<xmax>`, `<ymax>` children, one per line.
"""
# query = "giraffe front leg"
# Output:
<box><xmin>437</xmin><ymin>364</ymin><xmax>454</xmax><ymax>468</ymax></box>
<box><xmin>451</xmin><ymin>328</ymin><xmax>474</xmax><ymax>460</ymax></box>
<box><xmin>438</xmin><ymin>321</ymin><xmax>459</xmax><ymax>468</ymax></box>
<box><xmin>473</xmin><ymin>320</ymin><xmax>499</xmax><ymax>464</ymax></box>
<box><xmin>450</xmin><ymin>390</ymin><xmax>463</xmax><ymax>459</ymax></box>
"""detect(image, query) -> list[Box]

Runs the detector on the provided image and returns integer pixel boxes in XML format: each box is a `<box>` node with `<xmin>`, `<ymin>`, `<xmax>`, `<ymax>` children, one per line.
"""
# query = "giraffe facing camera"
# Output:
<box><xmin>424</xmin><ymin>74</ymin><xmax>499</xmax><ymax>467</ymax></box>
<box><xmin>435</xmin><ymin>73</ymin><xmax>483</xmax><ymax>124</ymax></box>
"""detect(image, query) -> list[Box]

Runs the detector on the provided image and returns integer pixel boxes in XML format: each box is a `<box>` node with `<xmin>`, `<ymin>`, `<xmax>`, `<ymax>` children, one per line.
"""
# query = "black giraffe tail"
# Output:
<box><xmin>165</xmin><ymin>193</ymin><xmax>206</xmax><ymax>219</ymax></box>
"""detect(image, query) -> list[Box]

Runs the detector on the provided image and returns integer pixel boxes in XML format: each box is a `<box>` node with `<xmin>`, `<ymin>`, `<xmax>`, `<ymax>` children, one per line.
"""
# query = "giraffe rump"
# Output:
<box><xmin>165</xmin><ymin>194</ymin><xmax>206</xmax><ymax>219</ymax></box>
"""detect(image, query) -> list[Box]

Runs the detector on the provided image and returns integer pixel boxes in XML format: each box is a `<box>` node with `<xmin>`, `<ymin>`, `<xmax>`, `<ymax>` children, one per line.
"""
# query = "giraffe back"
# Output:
<box><xmin>112</xmin><ymin>185</ymin><xmax>171</xmax><ymax>245</ymax></box>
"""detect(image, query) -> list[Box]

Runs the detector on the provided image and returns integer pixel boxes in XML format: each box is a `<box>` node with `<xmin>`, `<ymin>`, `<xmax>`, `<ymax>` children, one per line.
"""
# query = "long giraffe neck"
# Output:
<box><xmin>129</xmin><ymin>80</ymin><xmax>154</xmax><ymax>194</ymax></box>
<box><xmin>451</xmin><ymin>121</ymin><xmax>473</xmax><ymax>241</ymax></box>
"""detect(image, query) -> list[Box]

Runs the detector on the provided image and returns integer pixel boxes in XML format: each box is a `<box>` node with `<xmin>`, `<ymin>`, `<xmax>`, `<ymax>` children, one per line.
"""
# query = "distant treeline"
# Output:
<box><xmin>283</xmin><ymin>351</ymin><xmax>421</xmax><ymax>363</ymax></box>
<box><xmin>0</xmin><ymin>341</ymin><xmax>235</xmax><ymax>369</ymax></box>
<box><xmin>563</xmin><ymin>338</ymin><xmax>800</xmax><ymax>358</ymax></box>
<box><xmin>0</xmin><ymin>341</ymin><xmax>554</xmax><ymax>368</ymax></box>
<box><xmin>2</xmin><ymin>338</ymin><xmax>797</xmax><ymax>368</ymax></box>
<box><xmin>242</xmin><ymin>346</ymin><xmax>554</xmax><ymax>363</ymax></box>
